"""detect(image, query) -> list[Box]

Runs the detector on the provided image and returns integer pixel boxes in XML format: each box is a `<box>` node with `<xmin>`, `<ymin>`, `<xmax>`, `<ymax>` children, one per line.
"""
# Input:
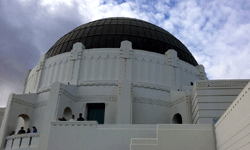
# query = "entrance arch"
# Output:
<box><xmin>172</xmin><ymin>113</ymin><xmax>182</xmax><ymax>124</ymax></box>
<box><xmin>63</xmin><ymin>107</ymin><xmax>72</xmax><ymax>120</ymax></box>
<box><xmin>15</xmin><ymin>114</ymin><xmax>30</xmax><ymax>133</ymax></box>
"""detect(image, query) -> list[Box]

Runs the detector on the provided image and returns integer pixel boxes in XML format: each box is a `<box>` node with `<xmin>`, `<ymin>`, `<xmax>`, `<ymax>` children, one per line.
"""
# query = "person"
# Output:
<box><xmin>27</xmin><ymin>128</ymin><xmax>31</xmax><ymax>133</ymax></box>
<box><xmin>61</xmin><ymin>117</ymin><xmax>67</xmax><ymax>121</ymax></box>
<box><xmin>77</xmin><ymin>113</ymin><xmax>85</xmax><ymax>121</ymax></box>
<box><xmin>10</xmin><ymin>131</ymin><xmax>15</xmax><ymax>136</ymax></box>
<box><xmin>17</xmin><ymin>127</ymin><xmax>26</xmax><ymax>134</ymax></box>
<box><xmin>69</xmin><ymin>115</ymin><xmax>75</xmax><ymax>121</ymax></box>
<box><xmin>32</xmin><ymin>126</ymin><xmax>37</xmax><ymax>133</ymax></box>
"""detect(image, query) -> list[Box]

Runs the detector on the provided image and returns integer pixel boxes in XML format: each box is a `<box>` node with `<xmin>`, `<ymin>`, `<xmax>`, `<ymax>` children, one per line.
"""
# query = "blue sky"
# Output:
<box><xmin>0</xmin><ymin>0</ymin><xmax>250</xmax><ymax>106</ymax></box>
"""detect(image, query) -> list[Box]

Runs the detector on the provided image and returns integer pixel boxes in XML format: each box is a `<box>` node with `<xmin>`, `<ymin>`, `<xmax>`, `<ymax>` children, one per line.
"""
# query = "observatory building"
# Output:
<box><xmin>0</xmin><ymin>17</ymin><xmax>250</xmax><ymax>150</ymax></box>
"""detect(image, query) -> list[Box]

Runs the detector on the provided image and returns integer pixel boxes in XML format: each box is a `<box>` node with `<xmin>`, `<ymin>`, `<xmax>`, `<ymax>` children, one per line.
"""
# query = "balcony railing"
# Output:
<box><xmin>5</xmin><ymin>133</ymin><xmax>40</xmax><ymax>150</ymax></box>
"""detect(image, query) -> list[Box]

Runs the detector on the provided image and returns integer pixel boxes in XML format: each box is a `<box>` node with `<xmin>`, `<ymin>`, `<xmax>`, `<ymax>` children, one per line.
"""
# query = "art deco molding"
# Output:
<box><xmin>76</xmin><ymin>95</ymin><xmax>117</xmax><ymax>102</ymax></box>
<box><xmin>133</xmin><ymin>96</ymin><xmax>186</xmax><ymax>107</ymax></box>
<box><xmin>61</xmin><ymin>89</ymin><xmax>77</xmax><ymax>102</ymax></box>
<box><xmin>37</xmin><ymin>86</ymin><xmax>51</xmax><ymax>94</ymax></box>
<box><xmin>196</xmin><ymin>80</ymin><xmax>249</xmax><ymax>87</ymax></box>
<box><xmin>78</xmin><ymin>80</ymin><xmax>119</xmax><ymax>86</ymax></box>
<box><xmin>133</xmin><ymin>97</ymin><xmax>171</xmax><ymax>107</ymax></box>
<box><xmin>133</xmin><ymin>82</ymin><xmax>170</xmax><ymax>92</ymax></box>
<box><xmin>11</xmin><ymin>98</ymin><xmax>36</xmax><ymax>108</ymax></box>
<box><xmin>171</xmin><ymin>97</ymin><xmax>186</xmax><ymax>106</ymax></box>
<box><xmin>35</xmin><ymin>100</ymin><xmax>48</xmax><ymax>108</ymax></box>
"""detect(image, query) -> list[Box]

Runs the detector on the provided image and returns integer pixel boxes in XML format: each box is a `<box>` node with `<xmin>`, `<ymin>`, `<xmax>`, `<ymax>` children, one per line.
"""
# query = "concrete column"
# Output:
<box><xmin>196</xmin><ymin>65</ymin><xmax>208</xmax><ymax>80</ymax></box>
<box><xmin>35</xmin><ymin>54</ymin><xmax>46</xmax><ymax>92</ymax></box>
<box><xmin>23</xmin><ymin>69</ymin><xmax>31</xmax><ymax>94</ymax></box>
<box><xmin>69</xmin><ymin>42</ymin><xmax>85</xmax><ymax>85</ymax></box>
<box><xmin>116</xmin><ymin>41</ymin><xmax>133</xmax><ymax>124</ymax></box>
<box><xmin>38</xmin><ymin>82</ymin><xmax>61</xmax><ymax>150</ymax></box>
<box><xmin>0</xmin><ymin>93</ymin><xmax>14</xmax><ymax>149</ymax></box>
<box><xmin>165</xmin><ymin>49</ymin><xmax>180</xmax><ymax>91</ymax></box>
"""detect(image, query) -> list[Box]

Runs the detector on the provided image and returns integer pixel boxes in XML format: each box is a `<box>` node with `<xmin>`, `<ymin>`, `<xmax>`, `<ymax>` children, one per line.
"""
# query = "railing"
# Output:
<box><xmin>5</xmin><ymin>133</ymin><xmax>40</xmax><ymax>150</ymax></box>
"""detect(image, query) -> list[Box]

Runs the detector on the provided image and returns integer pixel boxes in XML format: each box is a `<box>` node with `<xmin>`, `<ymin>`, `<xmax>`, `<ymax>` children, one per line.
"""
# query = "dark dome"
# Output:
<box><xmin>46</xmin><ymin>17</ymin><xmax>198</xmax><ymax>66</ymax></box>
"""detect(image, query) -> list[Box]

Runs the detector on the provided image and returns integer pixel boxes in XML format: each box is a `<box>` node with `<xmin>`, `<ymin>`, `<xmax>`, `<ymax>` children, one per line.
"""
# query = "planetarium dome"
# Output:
<box><xmin>46</xmin><ymin>17</ymin><xmax>198</xmax><ymax>66</ymax></box>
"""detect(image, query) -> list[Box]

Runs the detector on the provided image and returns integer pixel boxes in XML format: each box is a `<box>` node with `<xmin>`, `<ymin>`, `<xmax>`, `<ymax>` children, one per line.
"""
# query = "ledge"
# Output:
<box><xmin>51</xmin><ymin>121</ymin><xmax>98</xmax><ymax>127</ymax></box>
<box><xmin>6</xmin><ymin>133</ymin><xmax>40</xmax><ymax>140</ymax></box>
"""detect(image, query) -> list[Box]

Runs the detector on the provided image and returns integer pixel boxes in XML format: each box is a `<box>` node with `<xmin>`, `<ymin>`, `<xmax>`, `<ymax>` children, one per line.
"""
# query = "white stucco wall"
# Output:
<box><xmin>130</xmin><ymin>124</ymin><xmax>216</xmax><ymax>150</ymax></box>
<box><xmin>215</xmin><ymin>81</ymin><xmax>250</xmax><ymax>150</ymax></box>
<box><xmin>191</xmin><ymin>80</ymin><xmax>249</xmax><ymax>124</ymax></box>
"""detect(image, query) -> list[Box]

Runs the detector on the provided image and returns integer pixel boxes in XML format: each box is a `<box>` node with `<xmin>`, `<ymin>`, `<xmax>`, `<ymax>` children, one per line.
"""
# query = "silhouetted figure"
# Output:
<box><xmin>18</xmin><ymin>127</ymin><xmax>26</xmax><ymax>134</ymax></box>
<box><xmin>69</xmin><ymin>115</ymin><xmax>75</xmax><ymax>121</ymax></box>
<box><xmin>27</xmin><ymin>128</ymin><xmax>31</xmax><ymax>133</ymax></box>
<box><xmin>77</xmin><ymin>113</ymin><xmax>85</xmax><ymax>121</ymax></box>
<box><xmin>32</xmin><ymin>126</ymin><xmax>37</xmax><ymax>133</ymax></box>
<box><xmin>62</xmin><ymin>117</ymin><xmax>67</xmax><ymax>121</ymax></box>
<box><xmin>10</xmin><ymin>131</ymin><xmax>15</xmax><ymax>136</ymax></box>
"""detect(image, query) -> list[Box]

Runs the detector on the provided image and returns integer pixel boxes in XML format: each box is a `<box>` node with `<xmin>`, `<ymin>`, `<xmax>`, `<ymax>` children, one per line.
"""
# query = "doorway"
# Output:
<box><xmin>87</xmin><ymin>103</ymin><xmax>105</xmax><ymax>124</ymax></box>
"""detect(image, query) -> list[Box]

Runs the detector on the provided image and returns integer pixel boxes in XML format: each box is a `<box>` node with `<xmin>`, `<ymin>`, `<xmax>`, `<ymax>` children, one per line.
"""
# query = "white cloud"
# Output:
<box><xmin>1</xmin><ymin>0</ymin><xmax>250</xmax><ymax>107</ymax></box>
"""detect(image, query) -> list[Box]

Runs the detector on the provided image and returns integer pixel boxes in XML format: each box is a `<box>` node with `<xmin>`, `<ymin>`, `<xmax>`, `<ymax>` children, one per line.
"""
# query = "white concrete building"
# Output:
<box><xmin>0</xmin><ymin>17</ymin><xmax>249</xmax><ymax>150</ymax></box>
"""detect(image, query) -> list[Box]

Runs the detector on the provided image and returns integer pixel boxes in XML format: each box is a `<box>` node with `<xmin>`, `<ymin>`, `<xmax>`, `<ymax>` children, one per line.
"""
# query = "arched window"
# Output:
<box><xmin>172</xmin><ymin>113</ymin><xmax>182</xmax><ymax>124</ymax></box>
<box><xmin>15</xmin><ymin>114</ymin><xmax>30</xmax><ymax>133</ymax></box>
<box><xmin>63</xmin><ymin>107</ymin><xmax>72</xmax><ymax>120</ymax></box>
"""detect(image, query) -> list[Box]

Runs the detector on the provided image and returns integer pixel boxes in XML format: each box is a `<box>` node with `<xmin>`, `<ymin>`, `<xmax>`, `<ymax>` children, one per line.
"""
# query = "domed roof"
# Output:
<box><xmin>46</xmin><ymin>17</ymin><xmax>198</xmax><ymax>66</ymax></box>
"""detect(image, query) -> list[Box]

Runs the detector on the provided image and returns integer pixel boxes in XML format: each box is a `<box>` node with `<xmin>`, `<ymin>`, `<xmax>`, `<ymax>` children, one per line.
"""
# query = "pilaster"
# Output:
<box><xmin>165</xmin><ymin>49</ymin><xmax>180</xmax><ymax>91</ymax></box>
<box><xmin>0</xmin><ymin>93</ymin><xmax>14</xmax><ymax>149</ymax></box>
<box><xmin>116</xmin><ymin>41</ymin><xmax>133</xmax><ymax>124</ymax></box>
<box><xmin>35</xmin><ymin>54</ymin><xmax>46</xmax><ymax>93</ymax></box>
<box><xmin>196</xmin><ymin>65</ymin><xmax>208</xmax><ymax>80</ymax></box>
<box><xmin>69</xmin><ymin>42</ymin><xmax>85</xmax><ymax>85</ymax></box>
<box><xmin>38</xmin><ymin>82</ymin><xmax>61</xmax><ymax>150</ymax></box>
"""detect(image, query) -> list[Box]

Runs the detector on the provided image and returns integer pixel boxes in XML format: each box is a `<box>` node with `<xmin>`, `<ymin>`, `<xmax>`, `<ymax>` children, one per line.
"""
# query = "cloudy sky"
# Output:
<box><xmin>0</xmin><ymin>0</ymin><xmax>250</xmax><ymax>107</ymax></box>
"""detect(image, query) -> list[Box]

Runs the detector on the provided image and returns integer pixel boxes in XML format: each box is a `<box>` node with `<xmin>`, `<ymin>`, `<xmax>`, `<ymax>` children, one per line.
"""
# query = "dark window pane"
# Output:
<box><xmin>131</xmin><ymin>26</ymin><xmax>137</xmax><ymax>35</ymax></box>
<box><xmin>82</xmin><ymin>27</ymin><xmax>91</xmax><ymax>37</ymax></box>
<box><xmin>56</xmin><ymin>44</ymin><xmax>63</xmax><ymax>54</ymax></box>
<box><xmin>117</xmin><ymin>19</ymin><xmax>124</xmax><ymax>24</ymax></box>
<box><xmin>91</xmin><ymin>21</ymin><xmax>98</xmax><ymax>26</ymax></box>
<box><xmin>95</xmin><ymin>26</ymin><xmax>103</xmax><ymax>35</ymax></box>
<box><xmin>109</xmin><ymin>25</ymin><xmax>117</xmax><ymax>34</ymax></box>
<box><xmin>106</xmin><ymin>35</ymin><xmax>115</xmax><ymax>47</ymax></box>
<box><xmin>70</xmin><ymin>31</ymin><xmax>80</xmax><ymax>40</ymax></box>
<box><xmin>111</xmin><ymin>19</ymin><xmax>117</xmax><ymax>24</ymax></box>
<box><xmin>124</xmin><ymin>19</ymin><xmax>130</xmax><ymax>25</ymax></box>
<box><xmin>104</xmin><ymin>19</ymin><xmax>111</xmax><ymax>24</ymax></box>
<box><xmin>80</xmin><ymin>37</ymin><xmax>87</xmax><ymax>45</ymax></box>
<box><xmin>89</xmin><ymin>26</ymin><xmax>97</xmax><ymax>36</ymax></box>
<box><xmin>156</xmin><ymin>32</ymin><xmax>164</xmax><ymax>41</ymax></box>
<box><xmin>86</xmin><ymin>22</ymin><xmax>93</xmax><ymax>27</ymax></box>
<box><xmin>116</xmin><ymin>24</ymin><xmax>123</xmax><ymax>34</ymax></box>
<box><xmin>136</xmin><ymin>37</ymin><xmax>144</xmax><ymax>48</ymax></box>
<box><xmin>136</xmin><ymin>21</ymin><xmax>143</xmax><ymax>27</ymax></box>
<box><xmin>113</xmin><ymin>35</ymin><xmax>122</xmax><ymax>47</ymax></box>
<box><xmin>61</xmin><ymin>42</ymin><xmax>69</xmax><ymax>53</ymax></box>
<box><xmin>99</xmin><ymin>35</ymin><xmax>107</xmax><ymax>47</ymax></box>
<box><xmin>92</xmin><ymin>36</ymin><xmax>99</xmax><ymax>48</ymax></box>
<box><xmin>66</xmin><ymin>40</ymin><xmax>74</xmax><ymax>51</ymax></box>
<box><xmin>121</xmin><ymin>35</ymin><xmax>130</xmax><ymax>41</ymax></box>
<box><xmin>97</xmin><ymin>20</ymin><xmax>105</xmax><ymax>25</ymax></box>
<box><xmin>149</xmin><ymin>29</ymin><xmax>157</xmax><ymax>39</ymax></box>
<box><xmin>137</xmin><ymin>26</ymin><xmax>144</xmax><ymax>36</ymax></box>
<box><xmin>102</xmin><ymin>25</ymin><xmax>110</xmax><ymax>34</ymax></box>
<box><xmin>131</xmin><ymin>20</ymin><xmax>137</xmax><ymax>26</ymax></box>
<box><xmin>85</xmin><ymin>36</ymin><xmax>93</xmax><ymax>48</ymax></box>
<box><xmin>73</xmin><ymin>38</ymin><xmax>81</xmax><ymax>45</ymax></box>
<box><xmin>124</xmin><ymin>25</ymin><xmax>130</xmax><ymax>34</ymax></box>
<box><xmin>76</xmin><ymin>29</ymin><xmax>85</xmax><ymax>38</ymax></box>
